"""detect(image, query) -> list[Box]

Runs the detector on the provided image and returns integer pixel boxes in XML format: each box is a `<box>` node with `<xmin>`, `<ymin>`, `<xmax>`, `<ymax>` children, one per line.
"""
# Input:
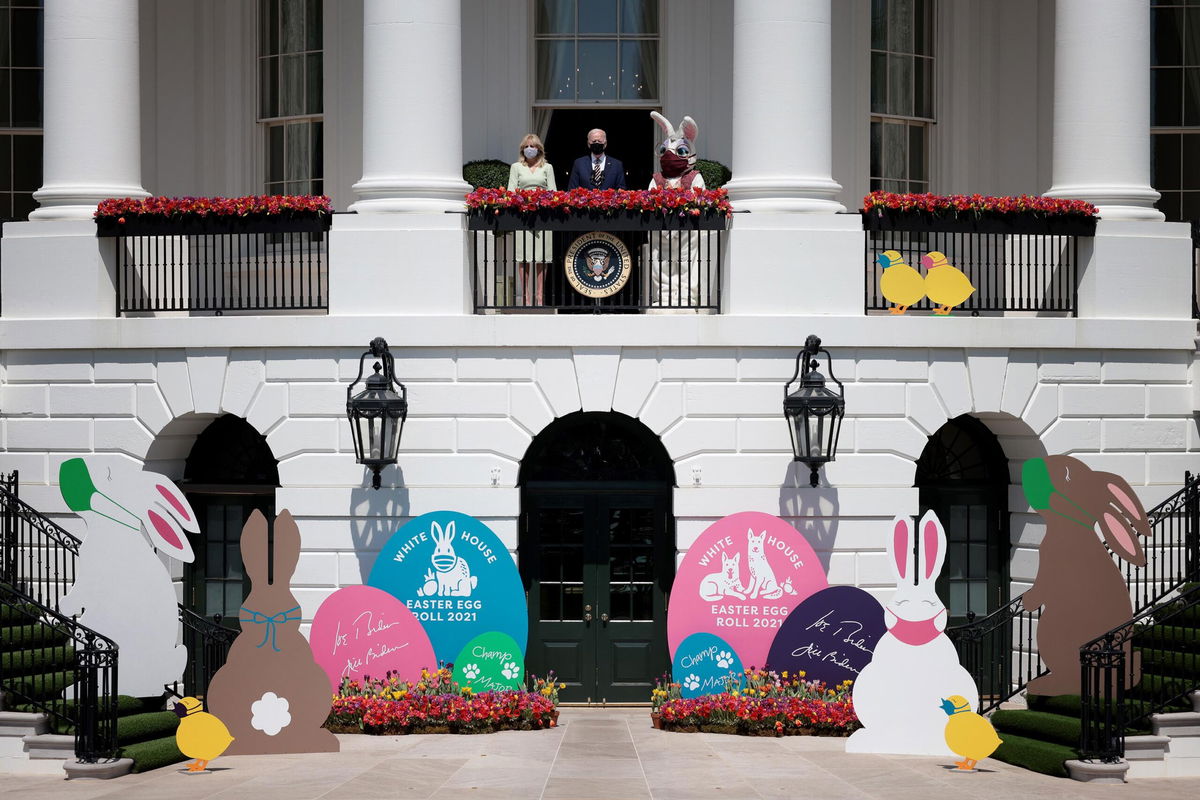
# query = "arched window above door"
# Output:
<box><xmin>519</xmin><ymin>411</ymin><xmax>673</xmax><ymax>484</ymax></box>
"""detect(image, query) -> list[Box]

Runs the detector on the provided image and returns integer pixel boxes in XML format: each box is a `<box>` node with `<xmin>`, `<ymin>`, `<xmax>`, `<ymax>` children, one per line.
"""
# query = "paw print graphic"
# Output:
<box><xmin>462</xmin><ymin>664</ymin><xmax>480</xmax><ymax>681</ymax></box>
<box><xmin>716</xmin><ymin>651</ymin><xmax>734</xmax><ymax>670</ymax></box>
<box><xmin>683</xmin><ymin>674</ymin><xmax>701</xmax><ymax>691</ymax></box>
<box><xmin>501</xmin><ymin>661</ymin><xmax>521</xmax><ymax>680</ymax></box>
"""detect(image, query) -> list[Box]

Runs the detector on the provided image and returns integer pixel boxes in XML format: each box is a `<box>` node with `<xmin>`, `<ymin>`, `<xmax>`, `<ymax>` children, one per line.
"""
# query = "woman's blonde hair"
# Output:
<box><xmin>518</xmin><ymin>134</ymin><xmax>545</xmax><ymax>166</ymax></box>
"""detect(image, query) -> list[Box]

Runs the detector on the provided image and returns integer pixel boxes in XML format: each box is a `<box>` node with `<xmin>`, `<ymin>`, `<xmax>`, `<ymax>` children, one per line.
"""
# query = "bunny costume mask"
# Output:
<box><xmin>644</xmin><ymin>112</ymin><xmax>707</xmax><ymax>309</ymax></box>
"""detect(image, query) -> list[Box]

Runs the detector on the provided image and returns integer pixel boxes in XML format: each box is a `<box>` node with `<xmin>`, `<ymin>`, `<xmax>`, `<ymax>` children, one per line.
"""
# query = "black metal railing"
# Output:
<box><xmin>1</xmin><ymin>470</ymin><xmax>80</xmax><ymax>612</ymax></box>
<box><xmin>863</xmin><ymin>214</ymin><xmax>1089</xmax><ymax>315</ymax></box>
<box><xmin>0</xmin><ymin>581</ymin><xmax>120</xmax><ymax>762</ymax></box>
<box><xmin>468</xmin><ymin>212</ymin><xmax>725</xmax><ymax>313</ymax></box>
<box><xmin>948</xmin><ymin>470</ymin><xmax>1200</xmax><ymax>713</ymax></box>
<box><xmin>179</xmin><ymin>606</ymin><xmax>237</xmax><ymax>699</ymax></box>
<box><xmin>103</xmin><ymin>217</ymin><xmax>330</xmax><ymax>315</ymax></box>
<box><xmin>1078</xmin><ymin>583</ymin><xmax>1200</xmax><ymax>762</ymax></box>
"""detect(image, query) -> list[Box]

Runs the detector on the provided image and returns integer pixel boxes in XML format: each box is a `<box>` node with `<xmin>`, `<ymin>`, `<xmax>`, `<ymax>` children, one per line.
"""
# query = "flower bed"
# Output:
<box><xmin>324</xmin><ymin>669</ymin><xmax>563</xmax><ymax>735</ymax></box>
<box><xmin>862</xmin><ymin>191</ymin><xmax>1097</xmax><ymax>218</ymax></box>
<box><xmin>95</xmin><ymin>194</ymin><xmax>333</xmax><ymax>222</ymax></box>
<box><xmin>651</xmin><ymin>669</ymin><xmax>859</xmax><ymax>737</ymax></box>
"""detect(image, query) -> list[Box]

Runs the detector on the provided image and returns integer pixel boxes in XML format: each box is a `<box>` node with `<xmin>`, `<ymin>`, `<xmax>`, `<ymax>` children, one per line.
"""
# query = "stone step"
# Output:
<box><xmin>1151</xmin><ymin>711</ymin><xmax>1200</xmax><ymax>738</ymax></box>
<box><xmin>0</xmin><ymin>711</ymin><xmax>48</xmax><ymax>738</ymax></box>
<box><xmin>23</xmin><ymin>733</ymin><xmax>73</xmax><ymax>760</ymax></box>
<box><xmin>0</xmin><ymin>754</ymin><xmax>68</xmax><ymax>776</ymax></box>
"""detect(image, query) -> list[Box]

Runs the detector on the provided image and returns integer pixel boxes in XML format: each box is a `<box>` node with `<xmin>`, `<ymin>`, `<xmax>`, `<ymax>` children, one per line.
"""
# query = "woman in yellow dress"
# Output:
<box><xmin>507</xmin><ymin>134</ymin><xmax>555</xmax><ymax>307</ymax></box>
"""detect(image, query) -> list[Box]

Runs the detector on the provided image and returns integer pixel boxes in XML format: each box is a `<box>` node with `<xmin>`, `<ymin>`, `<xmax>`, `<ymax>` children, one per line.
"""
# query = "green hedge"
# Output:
<box><xmin>695</xmin><ymin>159</ymin><xmax>731</xmax><ymax>189</ymax></box>
<box><xmin>463</xmin><ymin>159</ymin><xmax>510</xmax><ymax>190</ymax></box>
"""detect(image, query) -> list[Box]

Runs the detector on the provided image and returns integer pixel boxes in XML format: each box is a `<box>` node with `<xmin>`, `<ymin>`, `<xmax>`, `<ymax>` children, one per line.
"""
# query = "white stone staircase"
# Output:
<box><xmin>1126</xmin><ymin>692</ymin><xmax>1200</xmax><ymax>779</ymax></box>
<box><xmin>0</xmin><ymin>693</ymin><xmax>71</xmax><ymax>775</ymax></box>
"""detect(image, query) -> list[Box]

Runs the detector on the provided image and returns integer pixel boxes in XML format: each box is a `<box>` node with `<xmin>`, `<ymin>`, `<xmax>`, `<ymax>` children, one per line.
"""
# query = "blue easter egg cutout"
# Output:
<box><xmin>367</xmin><ymin>511</ymin><xmax>527</xmax><ymax>664</ymax></box>
<box><xmin>672</xmin><ymin>632</ymin><xmax>744</xmax><ymax>698</ymax></box>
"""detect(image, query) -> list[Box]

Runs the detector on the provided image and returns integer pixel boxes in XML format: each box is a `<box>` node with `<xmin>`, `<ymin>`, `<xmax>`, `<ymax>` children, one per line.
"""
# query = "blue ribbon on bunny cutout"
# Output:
<box><xmin>367</xmin><ymin>511</ymin><xmax>527</xmax><ymax>663</ymax></box>
<box><xmin>240</xmin><ymin>605</ymin><xmax>302</xmax><ymax>652</ymax></box>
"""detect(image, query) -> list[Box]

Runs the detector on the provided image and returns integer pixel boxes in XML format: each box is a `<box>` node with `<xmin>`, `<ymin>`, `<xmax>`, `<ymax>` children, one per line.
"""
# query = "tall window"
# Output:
<box><xmin>534</xmin><ymin>0</ymin><xmax>659</xmax><ymax>104</ymax></box>
<box><xmin>258</xmin><ymin>0</ymin><xmax>322</xmax><ymax>196</ymax></box>
<box><xmin>1151</xmin><ymin>0</ymin><xmax>1200</xmax><ymax>221</ymax></box>
<box><xmin>0</xmin><ymin>0</ymin><xmax>43</xmax><ymax>219</ymax></box>
<box><xmin>870</xmin><ymin>0</ymin><xmax>934</xmax><ymax>193</ymax></box>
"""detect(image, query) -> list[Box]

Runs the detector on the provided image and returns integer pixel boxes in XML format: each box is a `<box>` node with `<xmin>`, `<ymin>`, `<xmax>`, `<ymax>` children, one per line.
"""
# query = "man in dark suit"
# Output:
<box><xmin>566</xmin><ymin>128</ymin><xmax>627</xmax><ymax>190</ymax></box>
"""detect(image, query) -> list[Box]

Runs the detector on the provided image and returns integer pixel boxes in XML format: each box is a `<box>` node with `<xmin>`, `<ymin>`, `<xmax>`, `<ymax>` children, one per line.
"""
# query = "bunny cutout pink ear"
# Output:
<box><xmin>1097</xmin><ymin>475</ymin><xmax>1151</xmax><ymax>566</ymax></box>
<box><xmin>888</xmin><ymin>516</ymin><xmax>915</xmax><ymax>583</ymax></box>
<box><xmin>143</xmin><ymin>476</ymin><xmax>198</xmax><ymax>562</ymax></box>
<box><xmin>916</xmin><ymin>510</ymin><xmax>947</xmax><ymax>583</ymax></box>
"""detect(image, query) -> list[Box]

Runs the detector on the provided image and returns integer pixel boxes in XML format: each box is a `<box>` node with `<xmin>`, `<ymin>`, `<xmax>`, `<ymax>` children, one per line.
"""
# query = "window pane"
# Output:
<box><xmin>1182</xmin><ymin>133</ymin><xmax>1200</xmax><ymax>188</ymax></box>
<box><xmin>578</xmin><ymin>39</ymin><xmax>617</xmax><ymax>100</ymax></box>
<box><xmin>268</xmin><ymin>124</ymin><xmax>284</xmax><ymax>183</ymax></box>
<box><xmin>12</xmin><ymin>190</ymin><xmax>33</xmax><ymax>220</ymax></box>
<box><xmin>10</xmin><ymin>67</ymin><xmax>37</xmax><ymax>126</ymax></box>
<box><xmin>884</xmin><ymin>120</ymin><xmax>907</xmax><ymax>179</ymax></box>
<box><xmin>1153</xmin><ymin>68</ymin><xmax>1183</xmax><ymax>126</ymax></box>
<box><xmin>888</xmin><ymin>0</ymin><xmax>914</xmax><ymax>54</ymax></box>
<box><xmin>1185</xmin><ymin>67</ymin><xmax>1200</xmax><ymax>125</ymax></box>
<box><xmin>913</xmin><ymin>0</ymin><xmax>929</xmax><ymax>56</ymax></box>
<box><xmin>1155</xmin><ymin>190</ymin><xmax>1182</xmax><ymax>221</ymax></box>
<box><xmin>968</xmin><ymin>544</ymin><xmax>988</xmax><ymax>578</ymax></box>
<box><xmin>311</xmin><ymin>120</ymin><xmax>323</xmax><ymax>185</ymax></box>
<box><xmin>871</xmin><ymin>52</ymin><xmax>887</xmax><ymax>113</ymax></box>
<box><xmin>968</xmin><ymin>582</ymin><xmax>988</xmax><ymax>615</ymax></box>
<box><xmin>1154</xmin><ymin>7</ymin><xmax>1185</xmax><ymax>66</ymax></box>
<box><xmin>949</xmin><ymin>582</ymin><xmax>967</xmax><ymax>618</ymax></box>
<box><xmin>579</xmin><ymin>0</ymin><xmax>617</xmax><ymax>34</ymax></box>
<box><xmin>286</xmin><ymin>121</ymin><xmax>310</xmax><ymax>182</ymax></box>
<box><xmin>306</xmin><ymin>52</ymin><xmax>322</xmax><ymax>114</ymax></box>
<box><xmin>0</xmin><ymin>134</ymin><xmax>10</xmax><ymax>189</ymax></box>
<box><xmin>948</xmin><ymin>543</ymin><xmax>966</xmax><ymax>579</ymax></box>
<box><xmin>914</xmin><ymin>57</ymin><xmax>930</xmax><ymax>117</ymax></box>
<box><xmin>260</xmin><ymin>57</ymin><xmax>278</xmax><ymax>118</ymax></box>
<box><xmin>1186</xmin><ymin>7</ymin><xmax>1200</xmax><ymax>66</ymax></box>
<box><xmin>264</xmin><ymin>0</ymin><xmax>279</xmax><ymax>55</ymax></box>
<box><xmin>281</xmin><ymin>53</ymin><xmax>303</xmax><ymax>116</ymax></box>
<box><xmin>870</xmin><ymin>120</ymin><xmax>882</xmax><ymax>177</ymax></box>
<box><xmin>888</xmin><ymin>54</ymin><xmax>913</xmax><ymax>116</ymax></box>
<box><xmin>305</xmin><ymin>0</ymin><xmax>321</xmax><ymax>51</ymax></box>
<box><xmin>1181</xmin><ymin>191</ymin><xmax>1200</xmax><ymax>223</ymax></box>
<box><xmin>11</xmin><ymin>8</ymin><xmax>40</xmax><ymax>68</ymax></box>
<box><xmin>281</xmin><ymin>0</ymin><xmax>304</xmax><ymax>53</ymax></box>
<box><xmin>909</xmin><ymin>123</ymin><xmax>926</xmax><ymax>183</ymax></box>
<box><xmin>619</xmin><ymin>39</ymin><xmax>657</xmax><ymax>100</ymax></box>
<box><xmin>0</xmin><ymin>70</ymin><xmax>11</xmax><ymax>127</ymax></box>
<box><xmin>536</xmin><ymin>0</ymin><xmax>574</xmax><ymax>35</ymax></box>
<box><xmin>620</xmin><ymin>0</ymin><xmax>658</xmax><ymax>34</ymax></box>
<box><xmin>871</xmin><ymin>0</ymin><xmax>887</xmax><ymax>49</ymax></box>
<box><xmin>1154</xmin><ymin>133</ymin><xmax>1182</xmax><ymax>190</ymax></box>
<box><xmin>11</xmin><ymin>131</ymin><xmax>37</xmax><ymax>190</ymax></box>
<box><xmin>536</xmin><ymin>40</ymin><xmax>575</xmax><ymax>101</ymax></box>
<box><xmin>562</xmin><ymin>584</ymin><xmax>582</xmax><ymax>620</ymax></box>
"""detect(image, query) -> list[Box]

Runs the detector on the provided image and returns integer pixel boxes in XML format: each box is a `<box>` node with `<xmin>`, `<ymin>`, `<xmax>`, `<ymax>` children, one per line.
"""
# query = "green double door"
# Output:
<box><xmin>522</xmin><ymin>488</ymin><xmax>672</xmax><ymax>704</ymax></box>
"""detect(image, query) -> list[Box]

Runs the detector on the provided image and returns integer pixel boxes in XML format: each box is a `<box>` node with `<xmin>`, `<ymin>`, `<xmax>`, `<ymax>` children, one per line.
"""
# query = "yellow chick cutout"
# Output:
<box><xmin>940</xmin><ymin>695</ymin><xmax>1002</xmax><ymax>771</ymax></box>
<box><xmin>173</xmin><ymin>696</ymin><xmax>235</xmax><ymax>773</ymax></box>
<box><xmin>877</xmin><ymin>250</ymin><xmax>976</xmax><ymax>315</ymax></box>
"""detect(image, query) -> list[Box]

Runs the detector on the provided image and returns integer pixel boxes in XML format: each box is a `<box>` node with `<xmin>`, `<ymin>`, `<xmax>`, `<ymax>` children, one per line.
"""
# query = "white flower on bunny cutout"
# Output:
<box><xmin>683</xmin><ymin>674</ymin><xmax>701</xmax><ymax>691</ymax></box>
<box><xmin>715</xmin><ymin>651</ymin><xmax>734</xmax><ymax>670</ymax></box>
<box><xmin>501</xmin><ymin>662</ymin><xmax>521</xmax><ymax>680</ymax></box>
<box><xmin>462</xmin><ymin>664</ymin><xmax>480</xmax><ymax>681</ymax></box>
<box><xmin>250</xmin><ymin>691</ymin><xmax>292</xmax><ymax>736</ymax></box>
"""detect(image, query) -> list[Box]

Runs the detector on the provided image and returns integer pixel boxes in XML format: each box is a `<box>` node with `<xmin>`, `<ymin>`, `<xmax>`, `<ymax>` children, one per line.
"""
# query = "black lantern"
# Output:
<box><xmin>783</xmin><ymin>334</ymin><xmax>845</xmax><ymax>488</ymax></box>
<box><xmin>346</xmin><ymin>337</ymin><xmax>408</xmax><ymax>490</ymax></box>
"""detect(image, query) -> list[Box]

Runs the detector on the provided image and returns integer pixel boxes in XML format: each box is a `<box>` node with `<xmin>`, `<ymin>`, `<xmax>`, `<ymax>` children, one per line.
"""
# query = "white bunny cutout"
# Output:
<box><xmin>418</xmin><ymin>520</ymin><xmax>478</xmax><ymax>597</ymax></box>
<box><xmin>845</xmin><ymin>510</ymin><xmax>980</xmax><ymax>756</ymax></box>
<box><xmin>58</xmin><ymin>456</ymin><xmax>199</xmax><ymax>697</ymax></box>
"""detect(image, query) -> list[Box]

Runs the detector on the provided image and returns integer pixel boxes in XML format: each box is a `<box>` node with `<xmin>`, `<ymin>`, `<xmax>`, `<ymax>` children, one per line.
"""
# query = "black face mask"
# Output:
<box><xmin>589</xmin><ymin>142</ymin><xmax>606</xmax><ymax>155</ymax></box>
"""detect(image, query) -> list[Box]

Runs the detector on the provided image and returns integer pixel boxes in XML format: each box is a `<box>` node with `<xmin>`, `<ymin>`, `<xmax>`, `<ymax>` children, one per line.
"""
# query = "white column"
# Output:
<box><xmin>1046</xmin><ymin>0</ymin><xmax>1163</xmax><ymax>221</ymax></box>
<box><xmin>723</xmin><ymin>0</ymin><xmax>844</xmax><ymax>213</ymax></box>
<box><xmin>31</xmin><ymin>0</ymin><xmax>147</xmax><ymax>221</ymax></box>
<box><xmin>351</xmin><ymin>0</ymin><xmax>471</xmax><ymax>212</ymax></box>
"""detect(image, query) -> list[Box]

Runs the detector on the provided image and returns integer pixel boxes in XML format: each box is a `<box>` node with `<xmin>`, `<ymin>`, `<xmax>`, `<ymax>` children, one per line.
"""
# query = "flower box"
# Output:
<box><xmin>96</xmin><ymin>213</ymin><xmax>331</xmax><ymax>238</ymax></box>
<box><xmin>862</xmin><ymin>208</ymin><xmax>1096</xmax><ymax>237</ymax></box>
<box><xmin>467</xmin><ymin>207</ymin><xmax>729</xmax><ymax>232</ymax></box>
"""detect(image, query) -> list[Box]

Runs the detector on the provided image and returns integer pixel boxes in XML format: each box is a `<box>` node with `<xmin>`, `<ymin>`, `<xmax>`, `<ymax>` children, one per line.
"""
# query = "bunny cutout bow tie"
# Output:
<box><xmin>240</xmin><ymin>605</ymin><xmax>302</xmax><ymax>652</ymax></box>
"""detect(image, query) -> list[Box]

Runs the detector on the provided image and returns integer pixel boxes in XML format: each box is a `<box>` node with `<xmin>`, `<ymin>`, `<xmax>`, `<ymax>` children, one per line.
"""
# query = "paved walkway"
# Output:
<box><xmin>5</xmin><ymin>708</ymin><xmax>1200</xmax><ymax>799</ymax></box>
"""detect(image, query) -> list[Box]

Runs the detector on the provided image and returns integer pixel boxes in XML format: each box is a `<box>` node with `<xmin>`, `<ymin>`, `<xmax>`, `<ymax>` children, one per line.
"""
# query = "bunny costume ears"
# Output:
<box><xmin>651</xmin><ymin>111</ymin><xmax>699</xmax><ymax>165</ymax></box>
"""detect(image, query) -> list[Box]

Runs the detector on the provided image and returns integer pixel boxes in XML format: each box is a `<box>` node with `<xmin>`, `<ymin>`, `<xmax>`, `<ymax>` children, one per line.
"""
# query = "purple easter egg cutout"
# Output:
<box><xmin>310</xmin><ymin>585</ymin><xmax>436</xmax><ymax>691</ymax></box>
<box><xmin>766</xmin><ymin>586</ymin><xmax>886</xmax><ymax>688</ymax></box>
<box><xmin>668</xmin><ymin>511</ymin><xmax>827</xmax><ymax>669</ymax></box>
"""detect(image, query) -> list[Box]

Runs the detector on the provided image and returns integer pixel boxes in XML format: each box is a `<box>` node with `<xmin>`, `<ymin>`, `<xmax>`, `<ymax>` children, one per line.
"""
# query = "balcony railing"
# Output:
<box><xmin>863</xmin><ymin>211</ymin><xmax>1094</xmax><ymax>316</ymax></box>
<box><xmin>98</xmin><ymin>215</ymin><xmax>330</xmax><ymax>316</ymax></box>
<box><xmin>467</xmin><ymin>211</ymin><xmax>726</xmax><ymax>313</ymax></box>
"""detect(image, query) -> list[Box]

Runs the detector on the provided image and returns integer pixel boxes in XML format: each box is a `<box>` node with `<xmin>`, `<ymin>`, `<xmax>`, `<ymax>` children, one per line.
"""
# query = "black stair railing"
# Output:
<box><xmin>1</xmin><ymin>470</ymin><xmax>80</xmax><ymax>612</ymax></box>
<box><xmin>948</xmin><ymin>470</ymin><xmax>1200</xmax><ymax>713</ymax></box>
<box><xmin>1079</xmin><ymin>582</ymin><xmax>1200</xmax><ymax>762</ymax></box>
<box><xmin>179</xmin><ymin>606</ymin><xmax>237</xmax><ymax>699</ymax></box>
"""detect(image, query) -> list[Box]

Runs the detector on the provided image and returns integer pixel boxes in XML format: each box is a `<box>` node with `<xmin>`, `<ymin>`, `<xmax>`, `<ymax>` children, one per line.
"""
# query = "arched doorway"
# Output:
<box><xmin>180</xmin><ymin>415</ymin><xmax>279</xmax><ymax>626</ymax></box>
<box><xmin>915</xmin><ymin>415</ymin><xmax>1010</xmax><ymax>625</ymax></box>
<box><xmin>519</xmin><ymin>411</ymin><xmax>674</xmax><ymax>704</ymax></box>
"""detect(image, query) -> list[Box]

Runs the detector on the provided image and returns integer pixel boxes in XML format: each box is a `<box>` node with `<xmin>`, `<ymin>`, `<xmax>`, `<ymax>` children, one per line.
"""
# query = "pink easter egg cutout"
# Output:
<box><xmin>310</xmin><ymin>585</ymin><xmax>435</xmax><ymax>691</ymax></box>
<box><xmin>668</xmin><ymin>511</ymin><xmax>828</xmax><ymax>669</ymax></box>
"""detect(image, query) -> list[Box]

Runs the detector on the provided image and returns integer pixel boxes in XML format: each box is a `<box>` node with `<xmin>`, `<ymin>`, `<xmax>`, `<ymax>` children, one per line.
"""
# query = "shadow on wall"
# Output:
<box><xmin>347</xmin><ymin>466</ymin><xmax>410</xmax><ymax>583</ymax></box>
<box><xmin>778</xmin><ymin>460</ymin><xmax>840</xmax><ymax>575</ymax></box>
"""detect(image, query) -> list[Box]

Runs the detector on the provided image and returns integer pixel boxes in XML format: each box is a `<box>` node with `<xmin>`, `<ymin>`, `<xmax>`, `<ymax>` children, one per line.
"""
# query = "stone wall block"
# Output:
<box><xmin>457</xmin><ymin>418</ymin><xmax>533</xmax><ymax>460</ymax></box>
<box><xmin>457</xmin><ymin>348</ymin><xmax>536</xmax><ymax>381</ymax></box>
<box><xmin>686</xmin><ymin>382</ymin><xmax>779</xmax><ymax>417</ymax></box>
<box><xmin>905</xmin><ymin>382</ymin><xmax>948</xmax><ymax>435</ymax></box>
<box><xmin>221</xmin><ymin>354</ymin><xmax>266</xmax><ymax>418</ymax></box>
<box><xmin>1060</xmin><ymin>384</ymin><xmax>1146</xmax><ymax>417</ymax></box>
<box><xmin>534</xmin><ymin>354</ymin><xmax>581</xmax><ymax>417</ymax></box>
<box><xmin>611</xmin><ymin>350</ymin><xmax>659</xmax><ymax>418</ymax></box>
<box><xmin>155</xmin><ymin>357</ymin><xmax>194</xmax><ymax>417</ymax></box>
<box><xmin>853</xmin><ymin>419</ymin><xmax>929</xmax><ymax>459</ymax></box>
<box><xmin>1000</xmin><ymin>352</ymin><xmax>1040</xmax><ymax>418</ymax></box>
<box><xmin>267</xmin><ymin>418</ymin><xmax>341</xmax><ymax>459</ymax></box>
<box><xmin>639</xmin><ymin>383</ymin><xmax>685</xmax><ymax>435</ymax></box>
<box><xmin>856</xmin><ymin>349</ymin><xmax>927</xmax><ymax>381</ymax></box>
<box><xmin>929</xmin><ymin>351</ymin><xmax>972</xmax><ymax>418</ymax></box>
<box><xmin>1038</xmin><ymin>350</ymin><xmax>1102</xmax><ymax>382</ymax></box>
<box><xmin>509</xmin><ymin>383</ymin><xmax>554</xmax><ymax>437</ymax></box>
<box><xmin>736</xmin><ymin>417</ymin><xmax>791</xmax><ymax>453</ymax></box>
<box><xmin>1022</xmin><ymin>384</ymin><xmax>1060</xmax><ymax>434</ymax></box>
<box><xmin>135</xmin><ymin>384</ymin><xmax>173</xmax><ymax>435</ymax></box>
<box><xmin>94</xmin><ymin>418</ymin><xmax>153</xmax><ymax>458</ymax></box>
<box><xmin>843</xmin><ymin>382</ymin><xmax>906</xmax><ymax>418</ymax></box>
<box><xmin>659</xmin><ymin>349</ymin><xmax>737</xmax><ymax>380</ymax></box>
<box><xmin>573</xmin><ymin>348</ymin><xmax>620</xmax><ymax>412</ymax></box>
<box><xmin>1146</xmin><ymin>385</ymin><xmax>1192</xmax><ymax>417</ymax></box>
<box><xmin>2</xmin><ymin>384</ymin><xmax>48</xmax><ymax>416</ymax></box>
<box><xmin>1041</xmin><ymin>418</ymin><xmax>1101</xmax><ymax>453</ymax></box>
<box><xmin>407</xmin><ymin>383</ymin><xmax>509</xmax><ymax>417</ymax></box>
<box><xmin>48</xmin><ymin>384</ymin><xmax>134</xmax><ymax>417</ymax></box>
<box><xmin>6</xmin><ymin>419</ymin><xmax>91</xmax><ymax>451</ymax></box>
<box><xmin>246</xmin><ymin>382</ymin><xmax>289</xmax><ymax>435</ymax></box>
<box><xmin>4</xmin><ymin>351</ymin><xmax>92</xmax><ymax>383</ymax></box>
<box><xmin>1103</xmin><ymin>419</ymin><xmax>1187</xmax><ymax>452</ymax></box>
<box><xmin>186</xmin><ymin>352</ymin><xmax>229</xmax><ymax>414</ymax></box>
<box><xmin>289</xmin><ymin>383</ymin><xmax>346</xmax><ymax>417</ymax></box>
<box><xmin>265</xmin><ymin>350</ymin><xmax>339</xmax><ymax>381</ymax></box>
<box><xmin>95</xmin><ymin>350</ymin><xmax>156</xmax><ymax>382</ymax></box>
<box><xmin>967</xmin><ymin>352</ymin><xmax>1008</xmax><ymax>413</ymax></box>
<box><xmin>662</xmin><ymin>419</ymin><xmax>738</xmax><ymax>461</ymax></box>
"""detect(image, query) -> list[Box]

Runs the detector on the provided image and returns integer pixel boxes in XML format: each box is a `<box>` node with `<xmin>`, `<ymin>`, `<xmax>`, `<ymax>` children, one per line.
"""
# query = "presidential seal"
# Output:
<box><xmin>564</xmin><ymin>232</ymin><xmax>632</xmax><ymax>298</ymax></box>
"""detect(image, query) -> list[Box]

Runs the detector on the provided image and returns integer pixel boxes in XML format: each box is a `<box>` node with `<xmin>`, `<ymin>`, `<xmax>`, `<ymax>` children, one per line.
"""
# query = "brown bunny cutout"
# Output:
<box><xmin>206</xmin><ymin>510</ymin><xmax>339</xmax><ymax>754</ymax></box>
<box><xmin>1021</xmin><ymin>456</ymin><xmax>1152</xmax><ymax>697</ymax></box>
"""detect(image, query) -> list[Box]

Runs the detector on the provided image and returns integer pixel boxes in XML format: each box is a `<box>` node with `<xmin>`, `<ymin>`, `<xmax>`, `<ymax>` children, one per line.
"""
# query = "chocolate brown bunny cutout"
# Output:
<box><xmin>206</xmin><ymin>510</ymin><xmax>338</xmax><ymax>754</ymax></box>
<box><xmin>1021</xmin><ymin>456</ymin><xmax>1151</xmax><ymax>697</ymax></box>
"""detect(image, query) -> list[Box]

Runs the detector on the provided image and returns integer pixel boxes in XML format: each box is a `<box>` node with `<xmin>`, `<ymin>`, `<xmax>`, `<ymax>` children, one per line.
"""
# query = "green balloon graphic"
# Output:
<box><xmin>59</xmin><ymin>458</ymin><xmax>97</xmax><ymax>512</ymax></box>
<box><xmin>1022</xmin><ymin>457</ymin><xmax>1054</xmax><ymax>511</ymax></box>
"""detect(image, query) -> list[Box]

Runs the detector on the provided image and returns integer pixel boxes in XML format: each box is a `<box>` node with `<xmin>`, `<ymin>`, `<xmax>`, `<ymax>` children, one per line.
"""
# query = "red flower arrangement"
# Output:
<box><xmin>95</xmin><ymin>194</ymin><xmax>333</xmax><ymax>223</ymax></box>
<box><xmin>862</xmin><ymin>191</ymin><xmax>1097</xmax><ymax>218</ymax></box>
<box><xmin>656</xmin><ymin>693</ymin><xmax>859</xmax><ymax>736</ymax></box>
<box><xmin>465</xmin><ymin>187</ymin><xmax>733</xmax><ymax>216</ymax></box>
